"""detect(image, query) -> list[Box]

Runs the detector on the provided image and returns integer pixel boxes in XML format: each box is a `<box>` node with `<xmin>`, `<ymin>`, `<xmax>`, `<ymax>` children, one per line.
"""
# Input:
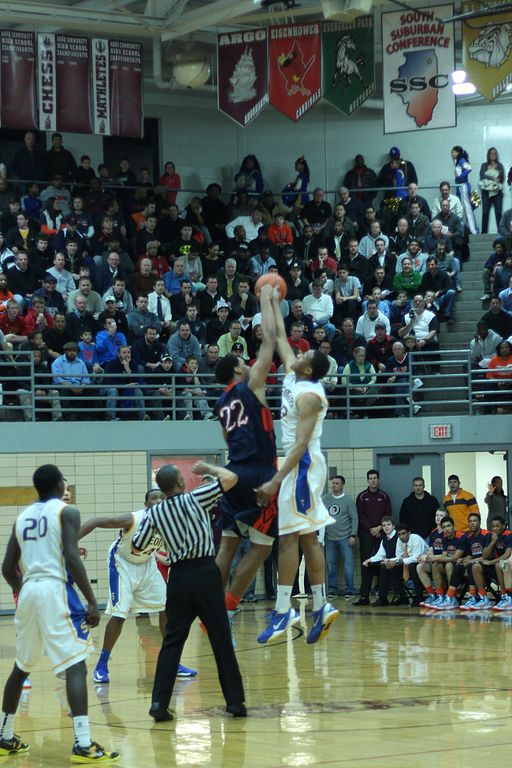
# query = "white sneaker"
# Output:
<box><xmin>413</xmin><ymin>404</ymin><xmax>422</xmax><ymax>414</ymax></box>
<box><xmin>480</xmin><ymin>293</ymin><xmax>491</xmax><ymax>301</ymax></box>
<box><xmin>412</xmin><ymin>378</ymin><xmax>424</xmax><ymax>391</ymax></box>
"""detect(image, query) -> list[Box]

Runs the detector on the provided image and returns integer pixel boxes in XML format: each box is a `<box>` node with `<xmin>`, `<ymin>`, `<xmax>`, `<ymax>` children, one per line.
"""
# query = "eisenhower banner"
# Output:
<box><xmin>217</xmin><ymin>28</ymin><xmax>268</xmax><ymax>127</ymax></box>
<box><xmin>322</xmin><ymin>17</ymin><xmax>375</xmax><ymax>116</ymax></box>
<box><xmin>382</xmin><ymin>5</ymin><xmax>456</xmax><ymax>134</ymax></box>
<box><xmin>462</xmin><ymin>0</ymin><xmax>512</xmax><ymax>100</ymax></box>
<box><xmin>269</xmin><ymin>22</ymin><xmax>321</xmax><ymax>122</ymax></box>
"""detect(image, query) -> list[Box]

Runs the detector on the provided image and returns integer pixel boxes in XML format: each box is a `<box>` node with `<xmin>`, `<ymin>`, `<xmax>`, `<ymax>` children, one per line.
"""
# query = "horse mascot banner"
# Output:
<box><xmin>322</xmin><ymin>17</ymin><xmax>375</xmax><ymax>116</ymax></box>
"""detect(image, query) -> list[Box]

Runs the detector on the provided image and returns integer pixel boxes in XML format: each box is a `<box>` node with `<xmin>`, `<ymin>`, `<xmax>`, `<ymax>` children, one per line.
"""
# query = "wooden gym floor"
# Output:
<box><xmin>1</xmin><ymin>599</ymin><xmax>512</xmax><ymax>768</ymax></box>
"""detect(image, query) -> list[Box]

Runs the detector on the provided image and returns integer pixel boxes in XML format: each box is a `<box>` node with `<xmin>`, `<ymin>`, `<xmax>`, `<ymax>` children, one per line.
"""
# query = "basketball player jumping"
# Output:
<box><xmin>256</xmin><ymin>289</ymin><xmax>339</xmax><ymax>644</ymax></box>
<box><xmin>0</xmin><ymin>464</ymin><xmax>119</xmax><ymax>762</ymax></box>
<box><xmin>212</xmin><ymin>283</ymin><xmax>279</xmax><ymax>634</ymax></box>
<box><xmin>78</xmin><ymin>490</ymin><xmax>197</xmax><ymax>684</ymax></box>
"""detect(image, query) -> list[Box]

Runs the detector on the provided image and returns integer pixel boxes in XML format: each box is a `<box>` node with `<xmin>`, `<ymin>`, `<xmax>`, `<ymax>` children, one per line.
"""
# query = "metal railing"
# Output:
<box><xmin>1</xmin><ymin>349</ymin><xmax>510</xmax><ymax>422</ymax></box>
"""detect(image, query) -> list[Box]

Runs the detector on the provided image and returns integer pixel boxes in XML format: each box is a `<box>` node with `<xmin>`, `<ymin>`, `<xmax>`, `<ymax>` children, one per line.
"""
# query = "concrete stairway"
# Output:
<box><xmin>419</xmin><ymin>233</ymin><xmax>494</xmax><ymax>415</ymax></box>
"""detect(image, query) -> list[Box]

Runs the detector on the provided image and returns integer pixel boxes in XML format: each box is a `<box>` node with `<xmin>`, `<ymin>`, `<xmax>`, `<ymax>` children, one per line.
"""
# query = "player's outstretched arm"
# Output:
<box><xmin>271</xmin><ymin>288</ymin><xmax>295</xmax><ymax>373</ymax></box>
<box><xmin>1</xmin><ymin>526</ymin><xmax>22</xmax><ymax>593</ymax></box>
<box><xmin>249</xmin><ymin>283</ymin><xmax>276</xmax><ymax>400</ymax></box>
<box><xmin>256</xmin><ymin>393</ymin><xmax>321</xmax><ymax>505</ymax></box>
<box><xmin>62</xmin><ymin>505</ymin><xmax>99</xmax><ymax>626</ymax></box>
<box><xmin>78</xmin><ymin>513</ymin><xmax>134</xmax><ymax>539</ymax></box>
<box><xmin>193</xmin><ymin>461</ymin><xmax>238</xmax><ymax>492</ymax></box>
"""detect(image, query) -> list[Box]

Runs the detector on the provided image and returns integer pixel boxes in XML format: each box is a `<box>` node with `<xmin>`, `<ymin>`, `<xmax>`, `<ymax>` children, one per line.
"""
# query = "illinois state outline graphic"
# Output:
<box><xmin>397</xmin><ymin>49</ymin><xmax>438</xmax><ymax>126</ymax></box>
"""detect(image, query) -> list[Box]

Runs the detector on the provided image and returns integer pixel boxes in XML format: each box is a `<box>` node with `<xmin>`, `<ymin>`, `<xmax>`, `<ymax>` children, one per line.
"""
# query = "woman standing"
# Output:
<box><xmin>282</xmin><ymin>155</ymin><xmax>310</xmax><ymax>208</ymax></box>
<box><xmin>484</xmin><ymin>475</ymin><xmax>508</xmax><ymax>529</ymax></box>
<box><xmin>479</xmin><ymin>147</ymin><xmax>505</xmax><ymax>233</ymax></box>
<box><xmin>452</xmin><ymin>145</ymin><xmax>479</xmax><ymax>235</ymax></box>
<box><xmin>159</xmin><ymin>161</ymin><xmax>181</xmax><ymax>206</ymax></box>
<box><xmin>234</xmin><ymin>154</ymin><xmax>264</xmax><ymax>199</ymax></box>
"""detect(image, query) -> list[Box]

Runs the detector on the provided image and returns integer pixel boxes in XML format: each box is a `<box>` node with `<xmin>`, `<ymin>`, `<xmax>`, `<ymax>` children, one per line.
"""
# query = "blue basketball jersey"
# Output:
<box><xmin>214</xmin><ymin>381</ymin><xmax>276</xmax><ymax>465</ymax></box>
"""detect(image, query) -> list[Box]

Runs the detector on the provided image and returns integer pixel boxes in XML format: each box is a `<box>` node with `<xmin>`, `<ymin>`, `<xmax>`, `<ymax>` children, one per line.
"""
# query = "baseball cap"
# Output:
<box><xmin>231</xmin><ymin>342</ymin><xmax>244</xmax><ymax>351</ymax></box>
<box><xmin>43</xmin><ymin>272</ymin><xmax>57</xmax><ymax>282</ymax></box>
<box><xmin>63</xmin><ymin>341</ymin><xmax>78</xmax><ymax>350</ymax></box>
<box><xmin>104</xmin><ymin>295</ymin><xmax>116</xmax><ymax>303</ymax></box>
<box><xmin>289</xmin><ymin>262</ymin><xmax>301</xmax><ymax>270</ymax></box>
<box><xmin>160</xmin><ymin>353</ymin><xmax>173</xmax><ymax>361</ymax></box>
<box><xmin>215</xmin><ymin>299</ymin><xmax>230</xmax><ymax>312</ymax></box>
<box><xmin>389</xmin><ymin>146</ymin><xmax>400</xmax><ymax>158</ymax></box>
<box><xmin>374</xmin><ymin>321</ymin><xmax>387</xmax><ymax>329</ymax></box>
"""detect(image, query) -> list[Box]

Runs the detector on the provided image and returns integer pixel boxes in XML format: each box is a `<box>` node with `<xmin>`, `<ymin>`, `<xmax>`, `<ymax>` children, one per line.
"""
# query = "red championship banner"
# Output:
<box><xmin>217</xmin><ymin>28</ymin><xmax>268</xmax><ymax>127</ymax></box>
<box><xmin>109</xmin><ymin>40</ymin><xmax>144</xmax><ymax>138</ymax></box>
<box><xmin>0</xmin><ymin>30</ymin><xmax>37</xmax><ymax>129</ymax></box>
<box><xmin>56</xmin><ymin>35</ymin><xmax>92</xmax><ymax>133</ymax></box>
<box><xmin>269</xmin><ymin>22</ymin><xmax>321</xmax><ymax>121</ymax></box>
<box><xmin>37</xmin><ymin>34</ymin><xmax>56</xmax><ymax>132</ymax></box>
<box><xmin>92</xmin><ymin>39</ymin><xmax>111</xmax><ymax>136</ymax></box>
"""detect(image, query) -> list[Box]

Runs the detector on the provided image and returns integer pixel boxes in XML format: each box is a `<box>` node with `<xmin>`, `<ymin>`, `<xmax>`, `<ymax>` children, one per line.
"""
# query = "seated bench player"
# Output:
<box><xmin>428</xmin><ymin>516</ymin><xmax>465</xmax><ymax>608</ymax></box>
<box><xmin>481</xmin><ymin>516</ymin><xmax>512</xmax><ymax>611</ymax></box>
<box><xmin>78</xmin><ymin>488</ymin><xmax>197</xmax><ymax>683</ymax></box>
<box><xmin>417</xmin><ymin>509</ymin><xmax>448</xmax><ymax>607</ymax></box>
<box><xmin>432</xmin><ymin>514</ymin><xmax>491</xmax><ymax>610</ymax></box>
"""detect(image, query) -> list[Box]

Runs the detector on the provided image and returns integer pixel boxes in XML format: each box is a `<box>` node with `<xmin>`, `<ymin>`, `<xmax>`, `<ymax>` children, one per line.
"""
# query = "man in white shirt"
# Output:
<box><xmin>386</xmin><ymin>523</ymin><xmax>429</xmax><ymax>606</ymax></box>
<box><xmin>148</xmin><ymin>278</ymin><xmax>173</xmax><ymax>336</ymax></box>
<box><xmin>358</xmin><ymin>221</ymin><xmax>389</xmax><ymax>259</ymax></box>
<box><xmin>431</xmin><ymin>181</ymin><xmax>464</xmax><ymax>220</ymax></box>
<box><xmin>225</xmin><ymin>207</ymin><xmax>264</xmax><ymax>242</ymax></box>
<box><xmin>302</xmin><ymin>279</ymin><xmax>336</xmax><ymax>341</ymax></box>
<box><xmin>362</xmin><ymin>516</ymin><xmax>407</xmax><ymax>605</ymax></box>
<box><xmin>355</xmin><ymin>299</ymin><xmax>390</xmax><ymax>341</ymax></box>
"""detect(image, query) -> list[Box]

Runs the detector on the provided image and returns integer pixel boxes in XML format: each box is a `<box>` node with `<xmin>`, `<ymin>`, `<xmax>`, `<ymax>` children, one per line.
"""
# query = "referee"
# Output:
<box><xmin>132</xmin><ymin>461</ymin><xmax>246</xmax><ymax>722</ymax></box>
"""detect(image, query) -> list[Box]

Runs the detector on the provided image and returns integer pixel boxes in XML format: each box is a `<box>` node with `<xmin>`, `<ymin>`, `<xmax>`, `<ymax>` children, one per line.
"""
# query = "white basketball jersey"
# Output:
<box><xmin>280</xmin><ymin>372</ymin><xmax>327</xmax><ymax>453</ymax></box>
<box><xmin>110</xmin><ymin>509</ymin><xmax>164</xmax><ymax>565</ymax></box>
<box><xmin>16</xmin><ymin>498</ymin><xmax>67</xmax><ymax>583</ymax></box>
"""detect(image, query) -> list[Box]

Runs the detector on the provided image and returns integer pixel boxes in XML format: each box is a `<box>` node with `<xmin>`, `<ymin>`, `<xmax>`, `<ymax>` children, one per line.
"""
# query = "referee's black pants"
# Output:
<box><xmin>151</xmin><ymin>556</ymin><xmax>245</xmax><ymax>711</ymax></box>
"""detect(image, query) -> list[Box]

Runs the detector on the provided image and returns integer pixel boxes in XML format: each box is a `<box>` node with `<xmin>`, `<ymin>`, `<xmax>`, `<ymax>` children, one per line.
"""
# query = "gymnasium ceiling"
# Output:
<box><xmin>1</xmin><ymin>0</ymin><xmax>511</xmax><ymax>103</ymax></box>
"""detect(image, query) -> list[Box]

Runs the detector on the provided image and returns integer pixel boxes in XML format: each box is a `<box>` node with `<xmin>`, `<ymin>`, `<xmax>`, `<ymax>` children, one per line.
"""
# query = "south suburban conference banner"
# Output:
<box><xmin>322</xmin><ymin>17</ymin><xmax>375</xmax><ymax>116</ymax></box>
<box><xmin>92</xmin><ymin>39</ymin><xmax>143</xmax><ymax>137</ymax></box>
<box><xmin>0</xmin><ymin>31</ymin><xmax>37</xmax><ymax>129</ymax></box>
<box><xmin>462</xmin><ymin>0</ymin><xmax>512</xmax><ymax>100</ymax></box>
<box><xmin>382</xmin><ymin>5</ymin><xmax>456</xmax><ymax>134</ymax></box>
<box><xmin>269</xmin><ymin>22</ymin><xmax>321</xmax><ymax>122</ymax></box>
<box><xmin>217</xmin><ymin>28</ymin><xmax>268</xmax><ymax>127</ymax></box>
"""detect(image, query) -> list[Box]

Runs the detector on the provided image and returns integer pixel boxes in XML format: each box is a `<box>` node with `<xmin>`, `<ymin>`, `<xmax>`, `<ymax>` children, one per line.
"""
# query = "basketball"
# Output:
<box><xmin>254</xmin><ymin>273</ymin><xmax>288</xmax><ymax>300</ymax></box>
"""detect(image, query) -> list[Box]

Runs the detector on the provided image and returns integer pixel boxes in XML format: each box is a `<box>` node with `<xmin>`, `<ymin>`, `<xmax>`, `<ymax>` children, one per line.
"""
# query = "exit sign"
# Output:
<box><xmin>429</xmin><ymin>424</ymin><xmax>452</xmax><ymax>439</ymax></box>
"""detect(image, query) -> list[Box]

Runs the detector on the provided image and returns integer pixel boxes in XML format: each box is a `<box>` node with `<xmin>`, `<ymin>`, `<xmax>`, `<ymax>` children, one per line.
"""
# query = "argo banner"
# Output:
<box><xmin>269</xmin><ymin>22</ymin><xmax>321</xmax><ymax>122</ymax></box>
<box><xmin>321</xmin><ymin>17</ymin><xmax>375</xmax><ymax>116</ymax></box>
<box><xmin>462</xmin><ymin>0</ymin><xmax>512</xmax><ymax>100</ymax></box>
<box><xmin>382</xmin><ymin>5</ymin><xmax>456</xmax><ymax>133</ymax></box>
<box><xmin>217</xmin><ymin>28</ymin><xmax>268</xmax><ymax>127</ymax></box>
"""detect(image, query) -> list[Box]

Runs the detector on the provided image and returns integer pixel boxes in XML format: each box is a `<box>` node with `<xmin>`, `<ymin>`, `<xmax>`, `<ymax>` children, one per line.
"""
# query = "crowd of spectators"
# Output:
<box><xmin>1</xmin><ymin>133</ymin><xmax>512</xmax><ymax>421</ymax></box>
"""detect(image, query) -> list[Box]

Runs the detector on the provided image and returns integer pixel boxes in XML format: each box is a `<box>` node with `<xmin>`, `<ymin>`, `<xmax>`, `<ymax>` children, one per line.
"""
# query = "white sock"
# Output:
<box><xmin>0</xmin><ymin>712</ymin><xmax>15</xmax><ymax>741</ymax></box>
<box><xmin>275</xmin><ymin>586</ymin><xmax>292</xmax><ymax>614</ymax></box>
<box><xmin>72</xmin><ymin>716</ymin><xmax>91</xmax><ymax>748</ymax></box>
<box><xmin>311</xmin><ymin>584</ymin><xmax>326</xmax><ymax>612</ymax></box>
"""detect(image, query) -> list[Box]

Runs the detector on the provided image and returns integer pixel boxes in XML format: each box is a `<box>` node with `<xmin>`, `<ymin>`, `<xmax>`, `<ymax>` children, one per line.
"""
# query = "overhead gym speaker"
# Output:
<box><xmin>321</xmin><ymin>0</ymin><xmax>373</xmax><ymax>20</ymax></box>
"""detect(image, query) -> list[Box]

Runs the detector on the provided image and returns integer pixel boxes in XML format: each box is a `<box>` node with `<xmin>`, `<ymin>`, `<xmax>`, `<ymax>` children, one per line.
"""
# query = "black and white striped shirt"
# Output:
<box><xmin>132</xmin><ymin>480</ymin><xmax>221</xmax><ymax>563</ymax></box>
